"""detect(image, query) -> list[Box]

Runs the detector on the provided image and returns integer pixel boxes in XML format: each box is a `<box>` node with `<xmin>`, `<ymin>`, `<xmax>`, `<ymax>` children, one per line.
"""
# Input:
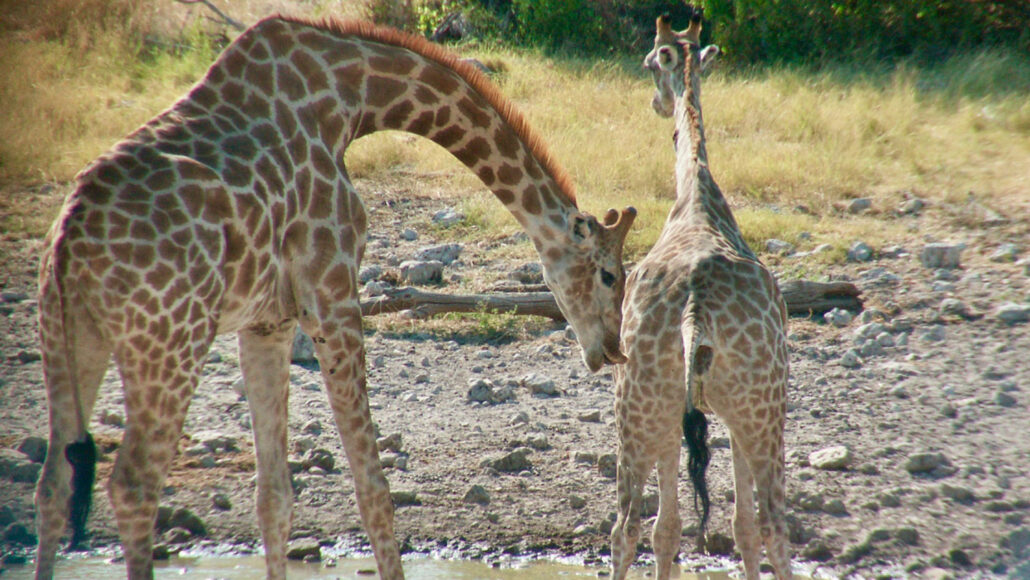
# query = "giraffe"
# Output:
<box><xmin>33</xmin><ymin>16</ymin><xmax>636</xmax><ymax>580</ymax></box>
<box><xmin>609</xmin><ymin>9</ymin><xmax>792</xmax><ymax>580</ymax></box>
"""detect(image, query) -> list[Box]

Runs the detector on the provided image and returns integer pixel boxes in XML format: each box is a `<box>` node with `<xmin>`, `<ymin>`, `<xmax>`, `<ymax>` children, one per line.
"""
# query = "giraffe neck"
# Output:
<box><xmin>177</xmin><ymin>16</ymin><xmax>577</xmax><ymax>250</ymax></box>
<box><xmin>669</xmin><ymin>49</ymin><xmax>754</xmax><ymax>258</ymax></box>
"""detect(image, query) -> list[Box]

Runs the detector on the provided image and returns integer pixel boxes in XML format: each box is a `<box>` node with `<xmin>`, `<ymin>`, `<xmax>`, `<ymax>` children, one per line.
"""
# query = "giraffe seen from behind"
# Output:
<box><xmin>610</xmin><ymin>9</ymin><xmax>792</xmax><ymax>580</ymax></box>
<box><xmin>34</xmin><ymin>16</ymin><xmax>636</xmax><ymax>580</ymax></box>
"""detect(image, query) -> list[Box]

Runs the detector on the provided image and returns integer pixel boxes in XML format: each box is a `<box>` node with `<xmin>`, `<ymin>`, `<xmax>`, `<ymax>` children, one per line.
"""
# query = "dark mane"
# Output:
<box><xmin>273</xmin><ymin>15</ymin><xmax>578</xmax><ymax>208</ymax></box>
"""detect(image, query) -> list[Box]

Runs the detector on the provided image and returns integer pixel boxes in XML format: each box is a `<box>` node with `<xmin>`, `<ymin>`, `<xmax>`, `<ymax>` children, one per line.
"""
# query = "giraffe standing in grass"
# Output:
<box><xmin>34</xmin><ymin>16</ymin><xmax>636</xmax><ymax>580</ymax></box>
<box><xmin>610</xmin><ymin>9</ymin><xmax>792</xmax><ymax>580</ymax></box>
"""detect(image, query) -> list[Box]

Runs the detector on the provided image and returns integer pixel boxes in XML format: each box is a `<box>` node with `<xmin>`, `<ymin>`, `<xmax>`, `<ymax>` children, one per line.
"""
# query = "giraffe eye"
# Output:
<box><xmin>600</xmin><ymin>268</ymin><xmax>617</xmax><ymax>288</ymax></box>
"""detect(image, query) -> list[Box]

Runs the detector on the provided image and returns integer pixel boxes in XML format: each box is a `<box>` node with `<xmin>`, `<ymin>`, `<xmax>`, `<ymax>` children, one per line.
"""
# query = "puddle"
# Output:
<box><xmin>2</xmin><ymin>553</ymin><xmax>737</xmax><ymax>579</ymax></box>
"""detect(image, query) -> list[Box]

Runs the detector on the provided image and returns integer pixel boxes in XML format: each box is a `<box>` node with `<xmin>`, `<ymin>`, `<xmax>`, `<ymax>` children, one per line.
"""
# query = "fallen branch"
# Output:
<box><xmin>176</xmin><ymin>0</ymin><xmax>246</xmax><ymax>32</ymax></box>
<box><xmin>360</xmin><ymin>280</ymin><xmax>862</xmax><ymax>321</ymax></box>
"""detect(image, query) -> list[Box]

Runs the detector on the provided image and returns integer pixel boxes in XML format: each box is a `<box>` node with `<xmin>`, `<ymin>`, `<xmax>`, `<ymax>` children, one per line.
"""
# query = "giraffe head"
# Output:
<box><xmin>643</xmin><ymin>9</ymin><xmax>720</xmax><ymax>118</ymax></box>
<box><xmin>544</xmin><ymin>206</ymin><xmax>636</xmax><ymax>373</ymax></box>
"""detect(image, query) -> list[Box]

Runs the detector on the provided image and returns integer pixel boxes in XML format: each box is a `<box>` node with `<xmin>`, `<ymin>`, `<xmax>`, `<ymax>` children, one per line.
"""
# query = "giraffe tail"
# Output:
<box><xmin>39</xmin><ymin>240</ymin><xmax>97</xmax><ymax>551</ymax></box>
<box><xmin>680</xmin><ymin>297</ymin><xmax>711</xmax><ymax>536</ymax></box>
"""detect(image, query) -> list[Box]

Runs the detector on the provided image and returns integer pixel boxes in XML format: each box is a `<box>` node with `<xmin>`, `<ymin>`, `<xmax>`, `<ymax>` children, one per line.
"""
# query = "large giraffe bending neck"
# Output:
<box><xmin>33</xmin><ymin>16</ymin><xmax>634</xmax><ymax>580</ymax></box>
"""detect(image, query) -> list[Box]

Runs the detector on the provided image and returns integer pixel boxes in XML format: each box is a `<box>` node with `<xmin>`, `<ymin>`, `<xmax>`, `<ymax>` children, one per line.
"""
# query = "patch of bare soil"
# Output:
<box><xmin>1</xmin><ymin>180</ymin><xmax>1028</xmax><ymax>578</ymax></box>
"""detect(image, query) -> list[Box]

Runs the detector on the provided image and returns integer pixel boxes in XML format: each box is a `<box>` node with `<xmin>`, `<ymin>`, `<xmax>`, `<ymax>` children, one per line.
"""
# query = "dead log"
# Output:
<box><xmin>360</xmin><ymin>280</ymin><xmax>861</xmax><ymax>321</ymax></box>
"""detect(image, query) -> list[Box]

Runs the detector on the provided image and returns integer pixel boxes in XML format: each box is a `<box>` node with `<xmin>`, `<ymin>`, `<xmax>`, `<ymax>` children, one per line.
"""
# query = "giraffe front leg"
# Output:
<box><xmin>653</xmin><ymin>445</ymin><xmax>683</xmax><ymax>580</ymax></box>
<box><xmin>610</xmin><ymin>450</ymin><xmax>649</xmax><ymax>580</ymax></box>
<box><xmin>238</xmin><ymin>323</ymin><xmax>296</xmax><ymax>580</ymax></box>
<box><xmin>309</xmin><ymin>304</ymin><xmax>404</xmax><ymax>580</ymax></box>
<box><xmin>751</xmin><ymin>425</ymin><xmax>792</xmax><ymax>580</ymax></box>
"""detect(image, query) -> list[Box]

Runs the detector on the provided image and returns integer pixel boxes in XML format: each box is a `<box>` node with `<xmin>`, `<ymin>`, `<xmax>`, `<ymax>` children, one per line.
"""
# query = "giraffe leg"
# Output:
<box><xmin>652</xmin><ymin>444</ymin><xmax>682</xmax><ymax>580</ymax></box>
<box><xmin>729</xmin><ymin>435</ymin><xmax>761</xmax><ymax>580</ymax></box>
<box><xmin>610</xmin><ymin>450</ymin><xmax>651</xmax><ymax>580</ymax></box>
<box><xmin>34</xmin><ymin>314</ymin><xmax>110</xmax><ymax>579</ymax></box>
<box><xmin>238</xmin><ymin>323</ymin><xmax>296</xmax><ymax>580</ymax></box>
<box><xmin>307</xmin><ymin>302</ymin><xmax>404</xmax><ymax>580</ymax></box>
<box><xmin>107</xmin><ymin>333</ymin><xmax>209</xmax><ymax>580</ymax></box>
<box><xmin>751</xmin><ymin>424</ymin><xmax>792</xmax><ymax>579</ymax></box>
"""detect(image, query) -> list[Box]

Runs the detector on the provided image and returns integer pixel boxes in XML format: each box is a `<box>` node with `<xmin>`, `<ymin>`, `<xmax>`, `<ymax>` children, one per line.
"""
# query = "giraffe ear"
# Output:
<box><xmin>700</xmin><ymin>45</ymin><xmax>721</xmax><ymax>72</ymax></box>
<box><xmin>656</xmin><ymin>45</ymin><xmax>679</xmax><ymax>71</ymax></box>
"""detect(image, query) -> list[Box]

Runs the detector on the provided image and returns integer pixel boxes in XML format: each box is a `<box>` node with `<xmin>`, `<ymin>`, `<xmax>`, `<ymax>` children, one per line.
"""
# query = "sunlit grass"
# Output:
<box><xmin>1</xmin><ymin>0</ymin><xmax>1027</xmax><ymax>263</ymax></box>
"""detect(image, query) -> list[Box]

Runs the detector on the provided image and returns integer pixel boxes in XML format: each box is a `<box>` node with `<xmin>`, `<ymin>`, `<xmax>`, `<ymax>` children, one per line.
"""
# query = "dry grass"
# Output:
<box><xmin>1</xmin><ymin>0</ymin><xmax>1027</xmax><ymax>264</ymax></box>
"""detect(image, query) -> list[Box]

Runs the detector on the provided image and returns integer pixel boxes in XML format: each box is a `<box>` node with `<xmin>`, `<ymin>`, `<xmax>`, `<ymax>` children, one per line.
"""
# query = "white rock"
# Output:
<box><xmin>399</xmin><ymin>260</ymin><xmax>444</xmax><ymax>285</ymax></box>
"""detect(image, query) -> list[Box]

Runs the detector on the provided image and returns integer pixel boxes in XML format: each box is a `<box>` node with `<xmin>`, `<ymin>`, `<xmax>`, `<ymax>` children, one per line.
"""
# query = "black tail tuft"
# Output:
<box><xmin>65</xmin><ymin>432</ymin><xmax>96</xmax><ymax>551</ymax></box>
<box><xmin>683</xmin><ymin>408</ymin><xmax>711</xmax><ymax>535</ymax></box>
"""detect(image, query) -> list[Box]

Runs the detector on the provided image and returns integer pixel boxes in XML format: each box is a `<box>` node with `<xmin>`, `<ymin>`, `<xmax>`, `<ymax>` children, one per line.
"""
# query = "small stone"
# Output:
<box><xmin>0</xmin><ymin>448</ymin><xmax>41</xmax><ymax>483</ymax></box>
<box><xmin>802</xmin><ymin>540</ymin><xmax>835</xmax><ymax>562</ymax></box>
<box><xmin>162</xmin><ymin>527</ymin><xmax>193</xmax><ymax>544</ymax></box>
<box><xmin>792</xmin><ymin>491</ymin><xmax>825</xmax><ymax>512</ymax></box>
<box><xmin>399</xmin><ymin>260</ymin><xmax>444</xmax><ymax>285</ymax></box>
<box><xmin>168</xmin><ymin>507</ymin><xmax>207</xmax><ymax>536</ymax></box>
<box><xmin>416</xmin><ymin>242</ymin><xmax>463</xmax><ymax>264</ymax></box>
<box><xmin>17</xmin><ymin>436</ymin><xmax>47</xmax><ymax>463</ymax></box>
<box><xmin>301</xmin><ymin>448</ymin><xmax>335</xmax><ymax>472</ymax></box>
<box><xmin>994</xmin><ymin>391</ymin><xmax>1018</xmax><ymax>407</ymax></box>
<box><xmin>399</xmin><ymin>228</ymin><xmax>418</xmax><ymax>241</ymax></box>
<box><xmin>824</xmin><ymin>308</ymin><xmax>853</xmax><ymax>327</ymax></box>
<box><xmin>940</xmin><ymin>484</ymin><xmax>975</xmax><ymax>503</ymax></box>
<box><xmin>522</xmin><ymin>373</ymin><xmax>558</xmax><ymax>397</ymax></box>
<box><xmin>463</xmin><ymin>484</ymin><xmax>491</xmax><ymax>505</ymax></box>
<box><xmin>292</xmin><ymin>330</ymin><xmax>316</xmax><ymax>363</ymax></box>
<box><xmin>949</xmin><ymin>548</ymin><xmax>973</xmax><ymax>567</ymax></box>
<box><xmin>377</xmin><ymin>433</ymin><xmax>403</xmax><ymax>453</ymax></box>
<box><xmin>899</xmin><ymin>198</ymin><xmax>925</xmax><ymax>215</ymax></box>
<box><xmin>508</xmin><ymin>262</ymin><xmax>544</xmax><ymax>284</ymax></box>
<box><xmin>920</xmin><ymin>243</ymin><xmax>964</xmax><ymax>269</ymax></box>
<box><xmin>2</xmin><ymin>522</ymin><xmax>37</xmax><ymax>546</ymax></box>
<box><xmin>704</xmin><ymin>532</ymin><xmax>735</xmax><ymax>556</ymax></box>
<box><xmin>292</xmin><ymin>436</ymin><xmax>316</xmax><ymax>455</ymax></box>
<box><xmin>847</xmin><ymin>198</ymin><xmax>872</xmax><ymax>214</ymax></box>
<box><xmin>509</xmin><ymin>411</ymin><xmax>530</xmax><ymax>426</ymax></box>
<box><xmin>526</xmin><ymin>435</ymin><xmax>551</xmax><ymax>450</ymax></box>
<box><xmin>211</xmin><ymin>493</ymin><xmax>232</xmax><ymax>510</ymax></box>
<box><xmin>574</xmin><ymin>451</ymin><xmax>597</xmax><ymax>465</ymax></box>
<box><xmin>100</xmin><ymin>410</ymin><xmax>125</xmax><ymax>427</ymax></box>
<box><xmin>569</xmin><ymin>495</ymin><xmax>587</xmax><ymax>509</ymax></box>
<box><xmin>358</xmin><ymin>265</ymin><xmax>383</xmax><ymax>283</ymax></box>
<box><xmin>597</xmin><ymin>454</ymin><xmax>617</xmax><ymax>478</ymax></box>
<box><xmin>878</xmin><ymin>491</ymin><xmax>902</xmax><ymax>508</ymax></box>
<box><xmin>765</xmin><ymin>239</ymin><xmax>794</xmax><ymax>255</ymax></box>
<box><xmin>839</xmin><ymin>542</ymin><xmax>873</xmax><ymax>564</ymax></box>
<box><xmin>995</xmin><ymin>303</ymin><xmax>1030</xmax><ymax>325</ymax></box>
<box><xmin>867</xmin><ymin>528</ymin><xmax>892</xmax><ymax>543</ymax></box>
<box><xmin>840</xmin><ymin>349</ymin><xmax>862</xmax><ymax>368</ymax></box>
<box><xmin>286</xmin><ymin>538</ymin><xmax>322</xmax><ymax>560</ymax></box>
<box><xmin>989</xmin><ymin>243</ymin><xmax>1019</xmax><ymax>263</ymax></box>
<box><xmin>431</xmin><ymin>209</ymin><xmax>465</xmax><ymax>228</ymax></box>
<box><xmin>939</xmin><ymin>298</ymin><xmax>971</xmax><ymax>319</ymax></box>
<box><xmin>895</xmin><ymin>527</ymin><xmax>920</xmax><ymax>545</ymax></box>
<box><xmin>481</xmin><ymin>447</ymin><xmax>533</xmax><ymax>473</ymax></box>
<box><xmin>301</xmin><ymin>419</ymin><xmax>322</xmax><ymax>436</ymax></box>
<box><xmin>809</xmin><ymin>446</ymin><xmax>852</xmax><ymax>470</ymax></box>
<box><xmin>390</xmin><ymin>490</ymin><xmax>420</xmax><ymax>506</ymax></box>
<box><xmin>904</xmin><ymin>452</ymin><xmax>948</xmax><ymax>474</ymax></box>
<box><xmin>577</xmin><ymin>410</ymin><xmax>602</xmax><ymax>423</ymax></box>
<box><xmin>847</xmin><ymin>241</ymin><xmax>874</xmax><ymax>262</ymax></box>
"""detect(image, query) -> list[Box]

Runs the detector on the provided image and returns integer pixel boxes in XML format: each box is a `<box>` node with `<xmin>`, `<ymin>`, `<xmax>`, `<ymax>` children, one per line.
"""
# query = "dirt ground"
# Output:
<box><xmin>1</xmin><ymin>179</ymin><xmax>1028</xmax><ymax>579</ymax></box>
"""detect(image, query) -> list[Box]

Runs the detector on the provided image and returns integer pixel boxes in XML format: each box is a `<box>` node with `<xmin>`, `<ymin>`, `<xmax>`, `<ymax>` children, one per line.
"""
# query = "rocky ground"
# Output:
<box><xmin>1</xmin><ymin>180</ymin><xmax>1029</xmax><ymax>579</ymax></box>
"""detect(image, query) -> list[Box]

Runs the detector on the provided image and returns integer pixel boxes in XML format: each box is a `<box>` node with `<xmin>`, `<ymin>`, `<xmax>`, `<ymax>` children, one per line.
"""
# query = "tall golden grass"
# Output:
<box><xmin>1</xmin><ymin>0</ymin><xmax>1027</xmax><ymax>259</ymax></box>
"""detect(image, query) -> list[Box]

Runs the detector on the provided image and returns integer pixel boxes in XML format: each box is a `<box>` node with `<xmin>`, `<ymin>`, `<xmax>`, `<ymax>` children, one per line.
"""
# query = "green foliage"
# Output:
<box><xmin>511</xmin><ymin>0</ymin><xmax>603</xmax><ymax>53</ymax></box>
<box><xmin>699</xmin><ymin>0</ymin><xmax>1030</xmax><ymax>65</ymax></box>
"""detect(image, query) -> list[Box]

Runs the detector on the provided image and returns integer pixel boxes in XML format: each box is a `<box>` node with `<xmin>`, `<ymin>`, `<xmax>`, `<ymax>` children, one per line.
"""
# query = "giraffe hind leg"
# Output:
<box><xmin>729</xmin><ymin>435</ymin><xmax>762</xmax><ymax>580</ymax></box>
<box><xmin>34</xmin><ymin>282</ymin><xmax>111</xmax><ymax>579</ymax></box>
<box><xmin>652</xmin><ymin>445</ymin><xmax>682</xmax><ymax>580</ymax></box>
<box><xmin>108</xmin><ymin>318</ymin><xmax>213</xmax><ymax>580</ymax></box>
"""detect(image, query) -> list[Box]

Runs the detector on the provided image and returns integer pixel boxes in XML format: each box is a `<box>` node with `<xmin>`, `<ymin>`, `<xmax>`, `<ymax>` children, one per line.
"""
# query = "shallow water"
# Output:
<box><xmin>3</xmin><ymin>553</ymin><xmax>734</xmax><ymax>579</ymax></box>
